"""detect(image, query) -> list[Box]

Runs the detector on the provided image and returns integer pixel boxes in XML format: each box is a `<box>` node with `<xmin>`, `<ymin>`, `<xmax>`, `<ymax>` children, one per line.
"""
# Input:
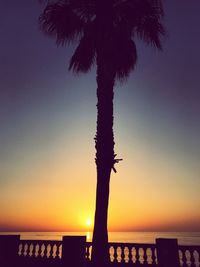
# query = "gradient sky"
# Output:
<box><xmin>0</xmin><ymin>1</ymin><xmax>200</xmax><ymax>232</ymax></box>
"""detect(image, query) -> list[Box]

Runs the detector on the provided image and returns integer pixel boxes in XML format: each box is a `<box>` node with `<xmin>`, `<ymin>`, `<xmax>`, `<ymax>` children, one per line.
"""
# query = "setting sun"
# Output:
<box><xmin>86</xmin><ymin>218</ymin><xmax>92</xmax><ymax>227</ymax></box>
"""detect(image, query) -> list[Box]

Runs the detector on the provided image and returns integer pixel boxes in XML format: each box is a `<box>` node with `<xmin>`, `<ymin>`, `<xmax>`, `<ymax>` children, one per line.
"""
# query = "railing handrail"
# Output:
<box><xmin>86</xmin><ymin>241</ymin><xmax>156</xmax><ymax>246</ymax></box>
<box><xmin>178</xmin><ymin>244</ymin><xmax>200</xmax><ymax>249</ymax></box>
<box><xmin>19</xmin><ymin>240</ymin><xmax>62</xmax><ymax>244</ymax></box>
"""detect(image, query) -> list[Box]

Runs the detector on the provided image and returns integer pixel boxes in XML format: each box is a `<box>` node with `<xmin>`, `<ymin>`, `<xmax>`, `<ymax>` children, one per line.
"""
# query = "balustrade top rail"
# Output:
<box><xmin>86</xmin><ymin>241</ymin><xmax>157</xmax><ymax>247</ymax></box>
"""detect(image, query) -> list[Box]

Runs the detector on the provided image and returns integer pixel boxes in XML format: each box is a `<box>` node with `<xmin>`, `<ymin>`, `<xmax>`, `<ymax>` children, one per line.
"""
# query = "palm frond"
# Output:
<box><xmin>114</xmin><ymin>0</ymin><xmax>165</xmax><ymax>49</ymax></box>
<box><xmin>151</xmin><ymin>0</ymin><xmax>164</xmax><ymax>17</ymax></box>
<box><xmin>70</xmin><ymin>0</ymin><xmax>96</xmax><ymax>21</ymax></box>
<box><xmin>39</xmin><ymin>1</ymin><xmax>85</xmax><ymax>45</ymax></box>
<box><xmin>134</xmin><ymin>0</ymin><xmax>165</xmax><ymax>49</ymax></box>
<box><xmin>107</xmin><ymin>19</ymin><xmax>137</xmax><ymax>80</ymax></box>
<box><xmin>114</xmin><ymin>38</ymin><xmax>137</xmax><ymax>80</ymax></box>
<box><xmin>136</xmin><ymin>17</ymin><xmax>165</xmax><ymax>49</ymax></box>
<box><xmin>69</xmin><ymin>22</ymin><xmax>96</xmax><ymax>73</ymax></box>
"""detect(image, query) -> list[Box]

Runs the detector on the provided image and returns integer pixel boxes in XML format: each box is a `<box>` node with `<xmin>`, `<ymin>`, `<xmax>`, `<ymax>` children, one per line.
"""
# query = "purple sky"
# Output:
<box><xmin>0</xmin><ymin>1</ymin><xmax>200</xmax><ymax>231</ymax></box>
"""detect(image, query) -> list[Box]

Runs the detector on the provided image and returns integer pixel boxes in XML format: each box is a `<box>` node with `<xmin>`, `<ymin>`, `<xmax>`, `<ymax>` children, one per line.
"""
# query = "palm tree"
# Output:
<box><xmin>39</xmin><ymin>0</ymin><xmax>165</xmax><ymax>265</ymax></box>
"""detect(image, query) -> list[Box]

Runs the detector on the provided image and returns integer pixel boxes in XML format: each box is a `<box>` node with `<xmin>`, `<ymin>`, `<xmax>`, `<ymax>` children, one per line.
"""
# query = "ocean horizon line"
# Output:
<box><xmin>1</xmin><ymin>231</ymin><xmax>200</xmax><ymax>245</ymax></box>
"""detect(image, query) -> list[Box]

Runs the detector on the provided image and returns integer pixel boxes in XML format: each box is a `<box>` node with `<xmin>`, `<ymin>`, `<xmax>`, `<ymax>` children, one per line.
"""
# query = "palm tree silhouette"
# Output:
<box><xmin>39</xmin><ymin>0</ymin><xmax>165</xmax><ymax>265</ymax></box>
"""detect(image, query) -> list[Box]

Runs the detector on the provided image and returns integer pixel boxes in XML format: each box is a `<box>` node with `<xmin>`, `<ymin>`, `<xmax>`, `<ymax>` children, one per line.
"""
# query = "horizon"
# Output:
<box><xmin>1</xmin><ymin>230</ymin><xmax>200</xmax><ymax>233</ymax></box>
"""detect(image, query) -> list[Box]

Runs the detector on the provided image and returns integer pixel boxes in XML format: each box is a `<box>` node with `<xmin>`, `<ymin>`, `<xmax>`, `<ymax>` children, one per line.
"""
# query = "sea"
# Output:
<box><xmin>1</xmin><ymin>232</ymin><xmax>200</xmax><ymax>246</ymax></box>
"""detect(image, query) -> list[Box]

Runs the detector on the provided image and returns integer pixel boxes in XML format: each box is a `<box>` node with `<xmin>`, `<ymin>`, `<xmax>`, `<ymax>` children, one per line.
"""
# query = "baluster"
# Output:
<box><xmin>132</xmin><ymin>247</ymin><xmax>135</xmax><ymax>263</ymax></box>
<box><xmin>182</xmin><ymin>249</ymin><xmax>187</xmax><ymax>267</ymax></box>
<box><xmin>109</xmin><ymin>246</ymin><xmax>114</xmax><ymax>262</ymax></box>
<box><xmin>35</xmin><ymin>243</ymin><xmax>39</xmax><ymax>258</ymax></box>
<box><xmin>89</xmin><ymin>245</ymin><xmax>92</xmax><ymax>261</ymax></box>
<box><xmin>32</xmin><ymin>243</ymin><xmax>36</xmax><ymax>258</ymax></box>
<box><xmin>116</xmin><ymin>247</ymin><xmax>120</xmax><ymax>262</ymax></box>
<box><xmin>113</xmin><ymin>246</ymin><xmax>118</xmax><ymax>263</ymax></box>
<box><xmin>135</xmin><ymin>247</ymin><xmax>140</xmax><ymax>264</ymax></box>
<box><xmin>190</xmin><ymin>250</ymin><xmax>195</xmax><ymax>267</ymax></box>
<box><xmin>55</xmin><ymin>244</ymin><xmax>59</xmax><ymax>259</ymax></box>
<box><xmin>38</xmin><ymin>243</ymin><xmax>43</xmax><ymax>258</ymax></box>
<box><xmin>197</xmin><ymin>249</ymin><xmax>200</xmax><ymax>267</ymax></box>
<box><xmin>44</xmin><ymin>243</ymin><xmax>48</xmax><ymax>258</ymax></box>
<box><xmin>179</xmin><ymin>249</ymin><xmax>183</xmax><ymax>266</ymax></box>
<box><xmin>86</xmin><ymin>245</ymin><xmax>90</xmax><ymax>261</ymax></box>
<box><xmin>125</xmin><ymin>246</ymin><xmax>129</xmax><ymax>263</ymax></box>
<box><xmin>194</xmin><ymin>249</ymin><xmax>200</xmax><ymax>267</ymax></box>
<box><xmin>28</xmin><ymin>242</ymin><xmax>31</xmax><ymax>257</ymax></box>
<box><xmin>139</xmin><ymin>247</ymin><xmax>144</xmax><ymax>264</ymax></box>
<box><xmin>59</xmin><ymin>244</ymin><xmax>62</xmax><ymax>259</ymax></box>
<box><xmin>139</xmin><ymin>248</ymin><xmax>144</xmax><ymax>264</ymax></box>
<box><xmin>186</xmin><ymin>250</ymin><xmax>191</xmax><ymax>267</ymax></box>
<box><xmin>35</xmin><ymin>243</ymin><xmax>39</xmax><ymax>257</ymax></box>
<box><xmin>20</xmin><ymin>243</ymin><xmax>24</xmax><ymax>257</ymax></box>
<box><xmin>25</xmin><ymin>243</ymin><xmax>29</xmax><ymax>257</ymax></box>
<box><xmin>44</xmin><ymin>243</ymin><xmax>49</xmax><ymax>258</ymax></box>
<box><xmin>44</xmin><ymin>244</ymin><xmax>48</xmax><ymax>259</ymax></box>
<box><xmin>152</xmin><ymin>248</ymin><xmax>156</xmax><ymax>265</ymax></box>
<box><xmin>39</xmin><ymin>243</ymin><xmax>46</xmax><ymax>258</ymax></box>
<box><xmin>155</xmin><ymin>248</ymin><xmax>159</xmax><ymax>265</ymax></box>
<box><xmin>18</xmin><ymin>243</ymin><xmax>23</xmax><ymax>256</ymax></box>
<box><xmin>148</xmin><ymin>248</ymin><xmax>153</xmax><ymax>265</ymax></box>
<box><xmin>29</xmin><ymin>243</ymin><xmax>34</xmax><ymax>257</ymax></box>
<box><xmin>143</xmin><ymin>248</ymin><xmax>148</xmax><ymax>265</ymax></box>
<box><xmin>128</xmin><ymin>246</ymin><xmax>132</xmax><ymax>264</ymax></box>
<box><xmin>52</xmin><ymin>244</ymin><xmax>56</xmax><ymax>258</ymax></box>
<box><xmin>50</xmin><ymin>244</ymin><xmax>54</xmax><ymax>258</ymax></box>
<box><xmin>48</xmin><ymin>244</ymin><xmax>53</xmax><ymax>258</ymax></box>
<box><xmin>24</xmin><ymin>243</ymin><xmax>28</xmax><ymax>257</ymax></box>
<box><xmin>120</xmin><ymin>245</ymin><xmax>125</xmax><ymax>263</ymax></box>
<box><xmin>22</xmin><ymin>243</ymin><xmax>26</xmax><ymax>257</ymax></box>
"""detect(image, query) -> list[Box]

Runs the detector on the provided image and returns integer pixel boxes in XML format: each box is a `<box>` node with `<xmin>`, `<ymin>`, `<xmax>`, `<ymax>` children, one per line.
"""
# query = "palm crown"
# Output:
<box><xmin>39</xmin><ymin>0</ymin><xmax>165</xmax><ymax>80</ymax></box>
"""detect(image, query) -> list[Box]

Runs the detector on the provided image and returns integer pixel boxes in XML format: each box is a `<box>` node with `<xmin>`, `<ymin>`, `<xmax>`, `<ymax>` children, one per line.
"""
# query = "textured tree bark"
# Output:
<box><xmin>91</xmin><ymin>54</ymin><xmax>115</xmax><ymax>266</ymax></box>
<box><xmin>91</xmin><ymin>1</ymin><xmax>115</xmax><ymax>265</ymax></box>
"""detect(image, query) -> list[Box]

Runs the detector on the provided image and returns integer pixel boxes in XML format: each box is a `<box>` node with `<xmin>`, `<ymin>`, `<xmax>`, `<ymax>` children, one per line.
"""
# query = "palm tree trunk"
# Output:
<box><xmin>91</xmin><ymin>53</ymin><xmax>115</xmax><ymax>265</ymax></box>
<box><xmin>91</xmin><ymin>1</ymin><xmax>115</xmax><ymax>265</ymax></box>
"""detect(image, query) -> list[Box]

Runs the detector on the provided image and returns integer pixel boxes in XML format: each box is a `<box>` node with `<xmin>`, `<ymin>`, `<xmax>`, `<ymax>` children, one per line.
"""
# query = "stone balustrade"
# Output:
<box><xmin>86</xmin><ymin>242</ymin><xmax>157</xmax><ymax>265</ymax></box>
<box><xmin>18</xmin><ymin>240</ymin><xmax>62</xmax><ymax>259</ymax></box>
<box><xmin>87</xmin><ymin>241</ymin><xmax>200</xmax><ymax>267</ymax></box>
<box><xmin>179</xmin><ymin>245</ymin><xmax>200</xmax><ymax>267</ymax></box>
<box><xmin>0</xmin><ymin>235</ymin><xmax>200</xmax><ymax>267</ymax></box>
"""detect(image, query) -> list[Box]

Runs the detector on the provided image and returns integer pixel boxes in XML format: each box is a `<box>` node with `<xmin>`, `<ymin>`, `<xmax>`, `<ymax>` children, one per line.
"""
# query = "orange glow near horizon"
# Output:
<box><xmin>1</xmin><ymin>147</ymin><xmax>200</xmax><ymax>233</ymax></box>
<box><xmin>1</xmin><ymin>134</ymin><xmax>200</xmax><ymax>232</ymax></box>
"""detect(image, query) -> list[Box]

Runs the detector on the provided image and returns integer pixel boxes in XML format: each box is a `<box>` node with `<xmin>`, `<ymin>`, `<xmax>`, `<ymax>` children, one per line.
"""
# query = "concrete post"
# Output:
<box><xmin>62</xmin><ymin>236</ymin><xmax>86</xmax><ymax>267</ymax></box>
<box><xmin>0</xmin><ymin>235</ymin><xmax>20</xmax><ymax>267</ymax></box>
<box><xmin>156</xmin><ymin>238</ymin><xmax>180</xmax><ymax>267</ymax></box>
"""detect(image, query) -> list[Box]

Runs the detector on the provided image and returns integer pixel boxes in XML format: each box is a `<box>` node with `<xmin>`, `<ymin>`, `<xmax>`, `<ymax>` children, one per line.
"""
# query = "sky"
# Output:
<box><xmin>0</xmin><ymin>1</ymin><xmax>200</xmax><ymax>232</ymax></box>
